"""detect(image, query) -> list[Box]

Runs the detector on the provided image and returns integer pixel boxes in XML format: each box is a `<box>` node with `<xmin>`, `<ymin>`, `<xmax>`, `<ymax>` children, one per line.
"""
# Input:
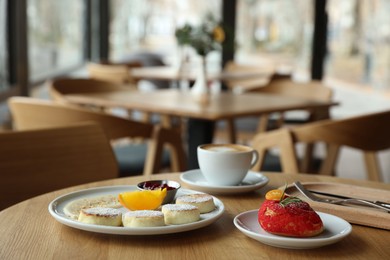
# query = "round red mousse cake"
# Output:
<box><xmin>258</xmin><ymin>193</ymin><xmax>324</xmax><ymax>237</ymax></box>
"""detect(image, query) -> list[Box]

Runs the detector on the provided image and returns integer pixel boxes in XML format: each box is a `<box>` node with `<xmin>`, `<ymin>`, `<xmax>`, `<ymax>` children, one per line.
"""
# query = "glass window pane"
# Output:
<box><xmin>0</xmin><ymin>0</ymin><xmax>7</xmax><ymax>92</ymax></box>
<box><xmin>27</xmin><ymin>0</ymin><xmax>84</xmax><ymax>82</ymax></box>
<box><xmin>110</xmin><ymin>0</ymin><xmax>222</xmax><ymax>66</ymax></box>
<box><xmin>236</xmin><ymin>0</ymin><xmax>314</xmax><ymax>80</ymax></box>
<box><xmin>325</xmin><ymin>0</ymin><xmax>390</xmax><ymax>88</ymax></box>
<box><xmin>326</xmin><ymin>0</ymin><xmax>365</xmax><ymax>84</ymax></box>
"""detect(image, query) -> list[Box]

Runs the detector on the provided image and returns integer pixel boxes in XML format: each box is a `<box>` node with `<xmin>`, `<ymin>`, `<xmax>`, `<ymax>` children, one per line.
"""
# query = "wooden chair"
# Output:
<box><xmin>247</xmin><ymin>78</ymin><xmax>333</xmax><ymax>132</ymax></box>
<box><xmin>48</xmin><ymin>77</ymin><xmax>151</xmax><ymax>122</ymax></box>
<box><xmin>49</xmin><ymin>78</ymin><xmax>128</xmax><ymax>100</ymax></box>
<box><xmin>8</xmin><ymin>97</ymin><xmax>187</xmax><ymax>177</ymax></box>
<box><xmin>219</xmin><ymin>62</ymin><xmax>333</xmax><ymax>144</ymax></box>
<box><xmin>221</xmin><ymin>78</ymin><xmax>333</xmax><ymax>165</ymax></box>
<box><xmin>87</xmin><ymin>61</ymin><xmax>142</xmax><ymax>86</ymax></box>
<box><xmin>0</xmin><ymin>122</ymin><xmax>118</xmax><ymax>210</ymax></box>
<box><xmin>223</xmin><ymin>61</ymin><xmax>272</xmax><ymax>92</ymax></box>
<box><xmin>251</xmin><ymin>110</ymin><xmax>390</xmax><ymax>182</ymax></box>
<box><xmin>252</xmin><ymin>78</ymin><xmax>334</xmax><ymax>172</ymax></box>
<box><xmin>49</xmin><ymin>77</ymin><xmax>182</xmax><ymax>135</ymax></box>
<box><xmin>86</xmin><ymin>62</ymin><xmax>181</xmax><ymax>129</ymax></box>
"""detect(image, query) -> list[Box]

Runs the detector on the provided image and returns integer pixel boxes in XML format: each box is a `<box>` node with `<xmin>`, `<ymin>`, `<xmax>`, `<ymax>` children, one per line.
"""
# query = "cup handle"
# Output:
<box><xmin>250</xmin><ymin>150</ymin><xmax>259</xmax><ymax>169</ymax></box>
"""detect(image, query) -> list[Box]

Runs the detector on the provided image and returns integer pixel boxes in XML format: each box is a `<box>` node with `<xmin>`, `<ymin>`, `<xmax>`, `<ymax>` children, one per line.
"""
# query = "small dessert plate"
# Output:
<box><xmin>233</xmin><ymin>210</ymin><xmax>352</xmax><ymax>249</ymax></box>
<box><xmin>180</xmin><ymin>169</ymin><xmax>269</xmax><ymax>195</ymax></box>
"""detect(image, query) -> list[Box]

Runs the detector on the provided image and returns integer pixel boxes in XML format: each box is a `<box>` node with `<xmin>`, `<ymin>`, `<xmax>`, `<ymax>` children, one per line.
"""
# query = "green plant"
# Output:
<box><xmin>175</xmin><ymin>13</ymin><xmax>226</xmax><ymax>56</ymax></box>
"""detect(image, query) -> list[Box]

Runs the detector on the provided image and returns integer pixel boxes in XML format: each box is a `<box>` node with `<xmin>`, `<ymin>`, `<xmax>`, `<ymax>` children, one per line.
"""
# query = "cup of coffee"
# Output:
<box><xmin>197</xmin><ymin>144</ymin><xmax>259</xmax><ymax>186</ymax></box>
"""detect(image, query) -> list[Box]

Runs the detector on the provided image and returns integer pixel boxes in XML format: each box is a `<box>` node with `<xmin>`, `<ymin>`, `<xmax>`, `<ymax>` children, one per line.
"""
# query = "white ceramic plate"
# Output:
<box><xmin>180</xmin><ymin>169</ymin><xmax>269</xmax><ymax>194</ymax></box>
<box><xmin>233</xmin><ymin>210</ymin><xmax>352</xmax><ymax>249</ymax></box>
<box><xmin>48</xmin><ymin>186</ymin><xmax>224</xmax><ymax>235</ymax></box>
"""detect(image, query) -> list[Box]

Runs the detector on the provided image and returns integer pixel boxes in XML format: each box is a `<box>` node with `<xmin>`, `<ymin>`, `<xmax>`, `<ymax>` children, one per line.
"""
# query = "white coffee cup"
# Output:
<box><xmin>197</xmin><ymin>144</ymin><xmax>259</xmax><ymax>186</ymax></box>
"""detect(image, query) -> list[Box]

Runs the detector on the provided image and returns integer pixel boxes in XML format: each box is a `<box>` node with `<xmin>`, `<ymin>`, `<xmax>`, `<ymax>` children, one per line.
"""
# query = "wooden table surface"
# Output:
<box><xmin>65</xmin><ymin>89</ymin><xmax>337</xmax><ymax>121</ymax></box>
<box><xmin>1</xmin><ymin>172</ymin><xmax>389</xmax><ymax>259</ymax></box>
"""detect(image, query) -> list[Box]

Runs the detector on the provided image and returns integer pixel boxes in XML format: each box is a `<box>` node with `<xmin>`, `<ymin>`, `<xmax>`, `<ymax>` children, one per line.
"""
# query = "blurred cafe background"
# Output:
<box><xmin>0</xmin><ymin>0</ymin><xmax>389</xmax><ymax>182</ymax></box>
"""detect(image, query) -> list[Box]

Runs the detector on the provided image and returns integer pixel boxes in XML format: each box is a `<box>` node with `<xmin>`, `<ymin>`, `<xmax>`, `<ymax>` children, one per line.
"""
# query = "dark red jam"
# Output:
<box><xmin>142</xmin><ymin>182</ymin><xmax>176</xmax><ymax>191</ymax></box>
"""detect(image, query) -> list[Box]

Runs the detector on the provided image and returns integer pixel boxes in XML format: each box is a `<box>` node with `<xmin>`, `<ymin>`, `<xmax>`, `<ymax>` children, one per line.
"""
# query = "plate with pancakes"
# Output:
<box><xmin>48</xmin><ymin>185</ymin><xmax>224</xmax><ymax>235</ymax></box>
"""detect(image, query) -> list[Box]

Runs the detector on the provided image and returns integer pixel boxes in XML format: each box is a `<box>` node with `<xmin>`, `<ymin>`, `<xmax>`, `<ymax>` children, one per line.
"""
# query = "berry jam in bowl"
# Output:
<box><xmin>137</xmin><ymin>180</ymin><xmax>181</xmax><ymax>204</ymax></box>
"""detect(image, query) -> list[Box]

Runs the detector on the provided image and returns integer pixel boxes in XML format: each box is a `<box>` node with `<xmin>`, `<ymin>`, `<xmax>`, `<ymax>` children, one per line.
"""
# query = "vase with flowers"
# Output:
<box><xmin>175</xmin><ymin>14</ymin><xmax>226</xmax><ymax>103</ymax></box>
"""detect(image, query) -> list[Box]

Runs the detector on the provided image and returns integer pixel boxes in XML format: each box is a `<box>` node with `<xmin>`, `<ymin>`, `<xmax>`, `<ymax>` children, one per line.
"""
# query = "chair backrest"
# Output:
<box><xmin>223</xmin><ymin>61</ymin><xmax>273</xmax><ymax>91</ymax></box>
<box><xmin>0</xmin><ymin>122</ymin><xmax>119</xmax><ymax>210</ymax></box>
<box><xmin>221</xmin><ymin>73</ymin><xmax>333</xmax><ymax>143</ymax></box>
<box><xmin>8</xmin><ymin>97</ymin><xmax>187</xmax><ymax>176</ymax></box>
<box><xmin>224</xmin><ymin>61</ymin><xmax>268</xmax><ymax>73</ymax></box>
<box><xmin>87</xmin><ymin>61</ymin><xmax>142</xmax><ymax>85</ymax></box>
<box><xmin>48</xmin><ymin>78</ymin><xmax>127</xmax><ymax>103</ymax></box>
<box><xmin>254</xmin><ymin>78</ymin><xmax>333</xmax><ymax>102</ymax></box>
<box><xmin>251</xmin><ymin>110</ymin><xmax>390</xmax><ymax>182</ymax></box>
<box><xmin>48</xmin><ymin>77</ymin><xmax>148</xmax><ymax>123</ymax></box>
<box><xmin>253</xmin><ymin>78</ymin><xmax>333</xmax><ymax>133</ymax></box>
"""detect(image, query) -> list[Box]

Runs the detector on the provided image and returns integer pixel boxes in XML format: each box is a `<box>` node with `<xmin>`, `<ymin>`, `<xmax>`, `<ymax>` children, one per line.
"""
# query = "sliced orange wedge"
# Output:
<box><xmin>118</xmin><ymin>189</ymin><xmax>167</xmax><ymax>210</ymax></box>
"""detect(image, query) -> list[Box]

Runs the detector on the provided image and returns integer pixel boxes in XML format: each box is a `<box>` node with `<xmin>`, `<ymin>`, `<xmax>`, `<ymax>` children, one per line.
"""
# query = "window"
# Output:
<box><xmin>27</xmin><ymin>0</ymin><xmax>85</xmax><ymax>82</ymax></box>
<box><xmin>109</xmin><ymin>0</ymin><xmax>222</xmax><ymax>66</ymax></box>
<box><xmin>325</xmin><ymin>0</ymin><xmax>390</xmax><ymax>88</ymax></box>
<box><xmin>236</xmin><ymin>0</ymin><xmax>314</xmax><ymax>80</ymax></box>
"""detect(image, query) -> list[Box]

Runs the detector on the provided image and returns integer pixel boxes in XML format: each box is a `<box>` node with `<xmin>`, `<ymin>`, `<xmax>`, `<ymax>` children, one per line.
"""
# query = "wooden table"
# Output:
<box><xmin>1</xmin><ymin>172</ymin><xmax>389</xmax><ymax>259</ymax></box>
<box><xmin>131</xmin><ymin>65</ymin><xmax>272</xmax><ymax>82</ymax></box>
<box><xmin>66</xmin><ymin>89</ymin><xmax>335</xmax><ymax>121</ymax></box>
<box><xmin>65</xmin><ymin>89</ymin><xmax>337</xmax><ymax>169</ymax></box>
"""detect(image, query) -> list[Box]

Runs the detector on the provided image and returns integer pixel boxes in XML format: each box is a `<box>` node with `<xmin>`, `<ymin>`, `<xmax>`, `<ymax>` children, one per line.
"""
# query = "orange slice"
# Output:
<box><xmin>265</xmin><ymin>189</ymin><xmax>284</xmax><ymax>201</ymax></box>
<box><xmin>118</xmin><ymin>189</ymin><xmax>167</xmax><ymax>210</ymax></box>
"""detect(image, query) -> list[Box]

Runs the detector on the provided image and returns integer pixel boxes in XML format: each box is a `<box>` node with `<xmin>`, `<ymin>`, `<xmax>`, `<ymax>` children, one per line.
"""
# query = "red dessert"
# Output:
<box><xmin>258</xmin><ymin>188</ymin><xmax>324</xmax><ymax>237</ymax></box>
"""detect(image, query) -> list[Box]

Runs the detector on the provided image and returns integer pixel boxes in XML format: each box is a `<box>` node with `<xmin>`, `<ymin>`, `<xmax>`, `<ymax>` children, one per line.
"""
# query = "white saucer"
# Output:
<box><xmin>234</xmin><ymin>210</ymin><xmax>352</xmax><ymax>249</ymax></box>
<box><xmin>180</xmin><ymin>169</ymin><xmax>269</xmax><ymax>195</ymax></box>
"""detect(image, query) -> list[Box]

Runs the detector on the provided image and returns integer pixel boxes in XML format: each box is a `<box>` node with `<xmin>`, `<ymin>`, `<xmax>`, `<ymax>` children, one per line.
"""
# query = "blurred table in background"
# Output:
<box><xmin>65</xmin><ymin>89</ymin><xmax>337</xmax><ymax>169</ymax></box>
<box><xmin>130</xmin><ymin>65</ymin><xmax>273</xmax><ymax>82</ymax></box>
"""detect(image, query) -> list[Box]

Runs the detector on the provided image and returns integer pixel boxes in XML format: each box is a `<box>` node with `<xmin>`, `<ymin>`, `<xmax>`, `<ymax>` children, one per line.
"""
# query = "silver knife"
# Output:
<box><xmin>308</xmin><ymin>190</ymin><xmax>390</xmax><ymax>209</ymax></box>
<box><xmin>293</xmin><ymin>182</ymin><xmax>390</xmax><ymax>212</ymax></box>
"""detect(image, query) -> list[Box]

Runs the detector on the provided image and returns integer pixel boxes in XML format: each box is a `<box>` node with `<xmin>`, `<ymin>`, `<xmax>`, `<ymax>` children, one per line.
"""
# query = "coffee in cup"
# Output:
<box><xmin>197</xmin><ymin>144</ymin><xmax>259</xmax><ymax>186</ymax></box>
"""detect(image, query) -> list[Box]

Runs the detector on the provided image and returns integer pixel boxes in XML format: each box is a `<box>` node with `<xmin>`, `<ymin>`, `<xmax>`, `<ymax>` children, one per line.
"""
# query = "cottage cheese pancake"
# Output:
<box><xmin>78</xmin><ymin>207</ymin><xmax>122</xmax><ymax>226</ymax></box>
<box><xmin>122</xmin><ymin>210</ymin><xmax>165</xmax><ymax>227</ymax></box>
<box><xmin>162</xmin><ymin>204</ymin><xmax>200</xmax><ymax>225</ymax></box>
<box><xmin>64</xmin><ymin>195</ymin><xmax>121</xmax><ymax>220</ymax></box>
<box><xmin>176</xmin><ymin>194</ymin><xmax>215</xmax><ymax>213</ymax></box>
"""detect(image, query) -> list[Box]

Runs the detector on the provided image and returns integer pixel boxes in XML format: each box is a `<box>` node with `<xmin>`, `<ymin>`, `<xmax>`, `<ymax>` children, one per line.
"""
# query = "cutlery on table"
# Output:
<box><xmin>307</xmin><ymin>189</ymin><xmax>390</xmax><ymax>208</ymax></box>
<box><xmin>293</xmin><ymin>181</ymin><xmax>390</xmax><ymax>213</ymax></box>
